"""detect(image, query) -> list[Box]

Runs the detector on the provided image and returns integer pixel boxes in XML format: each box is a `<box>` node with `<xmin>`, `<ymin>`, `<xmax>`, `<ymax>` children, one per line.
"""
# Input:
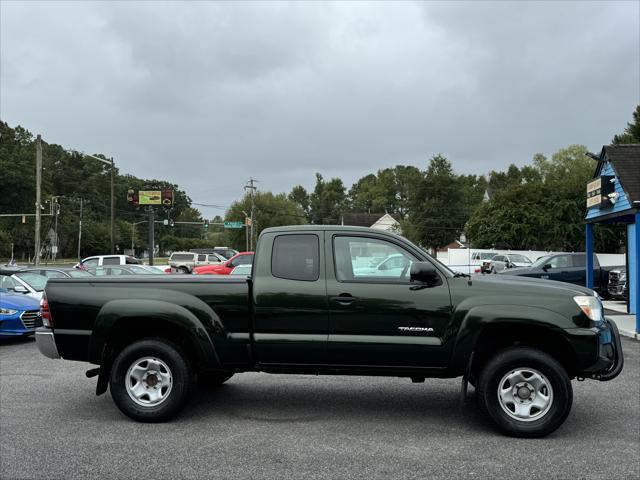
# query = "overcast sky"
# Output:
<box><xmin>2</xmin><ymin>1</ymin><xmax>639</xmax><ymax>218</ymax></box>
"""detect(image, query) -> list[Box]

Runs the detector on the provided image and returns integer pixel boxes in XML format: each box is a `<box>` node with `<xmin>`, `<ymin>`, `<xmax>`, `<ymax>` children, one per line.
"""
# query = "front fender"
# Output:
<box><xmin>449</xmin><ymin>304</ymin><xmax>574</xmax><ymax>374</ymax></box>
<box><xmin>88</xmin><ymin>298</ymin><xmax>222</xmax><ymax>368</ymax></box>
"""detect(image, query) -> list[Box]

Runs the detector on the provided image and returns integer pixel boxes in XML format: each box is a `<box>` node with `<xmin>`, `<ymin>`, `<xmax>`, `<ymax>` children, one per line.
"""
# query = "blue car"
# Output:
<box><xmin>0</xmin><ymin>288</ymin><xmax>42</xmax><ymax>337</ymax></box>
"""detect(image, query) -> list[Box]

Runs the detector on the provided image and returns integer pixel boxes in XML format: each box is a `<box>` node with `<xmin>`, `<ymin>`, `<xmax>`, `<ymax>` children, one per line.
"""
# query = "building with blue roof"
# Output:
<box><xmin>585</xmin><ymin>144</ymin><xmax>640</xmax><ymax>334</ymax></box>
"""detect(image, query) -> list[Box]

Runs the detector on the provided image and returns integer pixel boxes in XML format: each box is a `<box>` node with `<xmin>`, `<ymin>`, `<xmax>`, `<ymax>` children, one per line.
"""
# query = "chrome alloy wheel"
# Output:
<box><xmin>125</xmin><ymin>357</ymin><xmax>173</xmax><ymax>407</ymax></box>
<box><xmin>497</xmin><ymin>368</ymin><xmax>553</xmax><ymax>422</ymax></box>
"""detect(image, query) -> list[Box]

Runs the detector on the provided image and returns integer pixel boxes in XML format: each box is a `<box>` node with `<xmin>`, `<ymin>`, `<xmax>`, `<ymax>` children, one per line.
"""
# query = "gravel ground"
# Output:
<box><xmin>1</xmin><ymin>338</ymin><xmax>638</xmax><ymax>480</ymax></box>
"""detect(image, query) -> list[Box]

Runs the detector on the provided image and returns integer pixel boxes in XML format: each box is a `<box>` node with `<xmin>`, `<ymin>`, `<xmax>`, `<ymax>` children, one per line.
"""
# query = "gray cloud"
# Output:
<box><xmin>1</xmin><ymin>1</ymin><xmax>638</xmax><ymax>218</ymax></box>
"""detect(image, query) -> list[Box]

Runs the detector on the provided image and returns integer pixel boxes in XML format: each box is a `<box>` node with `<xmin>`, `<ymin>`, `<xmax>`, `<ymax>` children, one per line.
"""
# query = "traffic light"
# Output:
<box><xmin>170</xmin><ymin>219</ymin><xmax>175</xmax><ymax>227</ymax></box>
<box><xmin>161</xmin><ymin>189</ymin><xmax>174</xmax><ymax>207</ymax></box>
<box><xmin>127</xmin><ymin>189</ymin><xmax>139</xmax><ymax>205</ymax></box>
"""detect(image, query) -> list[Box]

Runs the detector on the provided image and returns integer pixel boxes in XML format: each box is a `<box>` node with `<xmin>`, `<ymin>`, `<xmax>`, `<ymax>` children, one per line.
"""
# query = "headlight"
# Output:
<box><xmin>0</xmin><ymin>308</ymin><xmax>18</xmax><ymax>315</ymax></box>
<box><xmin>573</xmin><ymin>295</ymin><xmax>604</xmax><ymax>323</ymax></box>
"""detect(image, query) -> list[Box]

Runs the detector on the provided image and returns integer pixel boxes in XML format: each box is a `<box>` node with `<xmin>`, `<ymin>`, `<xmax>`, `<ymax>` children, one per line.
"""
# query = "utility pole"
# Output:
<box><xmin>242</xmin><ymin>210</ymin><xmax>249</xmax><ymax>252</ymax></box>
<box><xmin>148</xmin><ymin>206</ymin><xmax>155</xmax><ymax>266</ymax></box>
<box><xmin>79</xmin><ymin>153</ymin><xmax>116</xmax><ymax>254</ymax></box>
<box><xmin>35</xmin><ymin>135</ymin><xmax>42</xmax><ymax>266</ymax></box>
<box><xmin>110</xmin><ymin>157</ymin><xmax>115</xmax><ymax>254</ymax></box>
<box><xmin>244</xmin><ymin>178</ymin><xmax>257</xmax><ymax>250</ymax></box>
<box><xmin>77</xmin><ymin>198</ymin><xmax>83</xmax><ymax>261</ymax></box>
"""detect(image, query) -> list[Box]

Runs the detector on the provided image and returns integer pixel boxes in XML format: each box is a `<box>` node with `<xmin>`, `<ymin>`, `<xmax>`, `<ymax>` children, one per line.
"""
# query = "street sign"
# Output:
<box><xmin>224</xmin><ymin>221</ymin><xmax>244</xmax><ymax>229</ymax></box>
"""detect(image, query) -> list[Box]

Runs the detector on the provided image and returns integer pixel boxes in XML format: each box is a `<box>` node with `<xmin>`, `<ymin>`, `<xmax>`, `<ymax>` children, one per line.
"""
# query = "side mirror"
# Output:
<box><xmin>543</xmin><ymin>264</ymin><xmax>552</xmax><ymax>271</ymax></box>
<box><xmin>410</xmin><ymin>262</ymin><xmax>440</xmax><ymax>286</ymax></box>
<box><xmin>12</xmin><ymin>285</ymin><xmax>28</xmax><ymax>293</ymax></box>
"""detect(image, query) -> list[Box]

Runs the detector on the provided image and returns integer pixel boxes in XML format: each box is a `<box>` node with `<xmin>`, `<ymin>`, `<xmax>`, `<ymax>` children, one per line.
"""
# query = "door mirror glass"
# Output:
<box><xmin>409</xmin><ymin>262</ymin><xmax>440</xmax><ymax>286</ymax></box>
<box><xmin>12</xmin><ymin>285</ymin><xmax>28</xmax><ymax>293</ymax></box>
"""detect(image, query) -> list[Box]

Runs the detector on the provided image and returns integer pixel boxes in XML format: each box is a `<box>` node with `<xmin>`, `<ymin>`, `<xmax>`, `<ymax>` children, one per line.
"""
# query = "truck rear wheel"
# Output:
<box><xmin>477</xmin><ymin>347</ymin><xmax>572</xmax><ymax>438</ymax></box>
<box><xmin>110</xmin><ymin>338</ymin><xmax>193</xmax><ymax>422</ymax></box>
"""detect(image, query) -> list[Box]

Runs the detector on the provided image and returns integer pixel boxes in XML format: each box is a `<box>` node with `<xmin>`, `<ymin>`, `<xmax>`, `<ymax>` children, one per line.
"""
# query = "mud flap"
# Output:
<box><xmin>459</xmin><ymin>351</ymin><xmax>474</xmax><ymax>411</ymax></box>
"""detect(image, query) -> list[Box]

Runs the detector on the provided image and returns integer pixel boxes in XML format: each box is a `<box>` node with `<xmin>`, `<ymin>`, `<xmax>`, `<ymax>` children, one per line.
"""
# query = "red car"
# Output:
<box><xmin>192</xmin><ymin>252</ymin><xmax>254</xmax><ymax>275</ymax></box>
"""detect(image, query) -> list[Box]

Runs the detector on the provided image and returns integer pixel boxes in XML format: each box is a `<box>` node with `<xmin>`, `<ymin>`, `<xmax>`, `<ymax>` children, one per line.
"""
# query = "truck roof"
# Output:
<box><xmin>261</xmin><ymin>224</ymin><xmax>402</xmax><ymax>236</ymax></box>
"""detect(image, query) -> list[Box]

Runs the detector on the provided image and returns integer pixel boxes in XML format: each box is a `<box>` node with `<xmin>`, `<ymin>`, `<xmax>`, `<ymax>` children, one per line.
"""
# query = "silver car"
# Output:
<box><xmin>487</xmin><ymin>254</ymin><xmax>532</xmax><ymax>273</ymax></box>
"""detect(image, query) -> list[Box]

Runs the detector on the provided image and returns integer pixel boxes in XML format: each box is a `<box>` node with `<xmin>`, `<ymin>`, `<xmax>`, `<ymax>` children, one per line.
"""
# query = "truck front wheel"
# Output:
<box><xmin>110</xmin><ymin>338</ymin><xmax>193</xmax><ymax>422</ymax></box>
<box><xmin>477</xmin><ymin>347</ymin><xmax>572</xmax><ymax>438</ymax></box>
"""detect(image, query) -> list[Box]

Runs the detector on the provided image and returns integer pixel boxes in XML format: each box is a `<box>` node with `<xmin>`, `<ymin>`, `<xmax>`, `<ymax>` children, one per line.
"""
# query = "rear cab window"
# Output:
<box><xmin>271</xmin><ymin>234</ymin><xmax>319</xmax><ymax>281</ymax></box>
<box><xmin>102</xmin><ymin>257</ymin><xmax>121</xmax><ymax>265</ymax></box>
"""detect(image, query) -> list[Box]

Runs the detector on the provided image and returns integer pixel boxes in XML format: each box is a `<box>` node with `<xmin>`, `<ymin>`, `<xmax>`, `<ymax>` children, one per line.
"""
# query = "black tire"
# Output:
<box><xmin>197</xmin><ymin>371</ymin><xmax>234</xmax><ymax>387</ymax></box>
<box><xmin>110</xmin><ymin>338</ymin><xmax>193</xmax><ymax>422</ymax></box>
<box><xmin>477</xmin><ymin>347</ymin><xmax>572</xmax><ymax>438</ymax></box>
<box><xmin>179</xmin><ymin>266</ymin><xmax>189</xmax><ymax>274</ymax></box>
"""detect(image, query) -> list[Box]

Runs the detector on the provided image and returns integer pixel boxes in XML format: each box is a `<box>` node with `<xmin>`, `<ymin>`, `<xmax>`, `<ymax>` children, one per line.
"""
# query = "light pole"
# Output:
<box><xmin>78</xmin><ymin>152</ymin><xmax>116</xmax><ymax>254</ymax></box>
<box><xmin>130</xmin><ymin>220</ymin><xmax>147</xmax><ymax>253</ymax></box>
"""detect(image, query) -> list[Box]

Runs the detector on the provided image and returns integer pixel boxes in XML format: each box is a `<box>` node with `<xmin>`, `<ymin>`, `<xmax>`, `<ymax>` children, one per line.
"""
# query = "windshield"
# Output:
<box><xmin>508</xmin><ymin>255</ymin><xmax>531</xmax><ymax>263</ymax></box>
<box><xmin>14</xmin><ymin>273</ymin><xmax>48</xmax><ymax>291</ymax></box>
<box><xmin>531</xmin><ymin>255</ymin><xmax>552</xmax><ymax>268</ymax></box>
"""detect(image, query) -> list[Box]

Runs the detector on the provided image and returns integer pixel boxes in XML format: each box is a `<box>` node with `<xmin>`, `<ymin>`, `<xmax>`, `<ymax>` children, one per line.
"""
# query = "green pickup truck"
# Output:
<box><xmin>35</xmin><ymin>226</ymin><xmax>623</xmax><ymax>437</ymax></box>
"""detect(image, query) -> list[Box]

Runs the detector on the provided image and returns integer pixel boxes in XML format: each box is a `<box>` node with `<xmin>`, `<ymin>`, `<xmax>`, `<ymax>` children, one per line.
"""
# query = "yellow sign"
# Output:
<box><xmin>139</xmin><ymin>190</ymin><xmax>162</xmax><ymax>205</ymax></box>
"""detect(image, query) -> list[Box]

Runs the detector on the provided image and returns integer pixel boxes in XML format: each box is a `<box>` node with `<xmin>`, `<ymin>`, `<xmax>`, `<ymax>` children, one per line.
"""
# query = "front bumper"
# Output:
<box><xmin>607</xmin><ymin>284</ymin><xmax>627</xmax><ymax>299</ymax></box>
<box><xmin>35</xmin><ymin>328</ymin><xmax>60</xmax><ymax>359</ymax></box>
<box><xmin>581</xmin><ymin>319</ymin><xmax>624</xmax><ymax>381</ymax></box>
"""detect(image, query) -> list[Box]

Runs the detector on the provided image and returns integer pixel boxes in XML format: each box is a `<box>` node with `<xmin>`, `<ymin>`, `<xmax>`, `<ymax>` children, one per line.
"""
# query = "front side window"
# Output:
<box><xmin>68</xmin><ymin>270</ymin><xmax>92</xmax><ymax>277</ymax></box>
<box><xmin>271</xmin><ymin>235</ymin><xmax>319</xmax><ymax>281</ymax></box>
<box><xmin>548</xmin><ymin>255</ymin><xmax>571</xmax><ymax>269</ymax></box>
<box><xmin>125</xmin><ymin>256</ymin><xmax>141</xmax><ymax>265</ymax></box>
<box><xmin>235</xmin><ymin>254</ymin><xmax>254</xmax><ymax>266</ymax></box>
<box><xmin>334</xmin><ymin>236</ymin><xmax>417</xmax><ymax>283</ymax></box>
<box><xmin>198</xmin><ymin>254</ymin><xmax>207</xmax><ymax>262</ymax></box>
<box><xmin>82</xmin><ymin>258</ymin><xmax>99</xmax><ymax>268</ymax></box>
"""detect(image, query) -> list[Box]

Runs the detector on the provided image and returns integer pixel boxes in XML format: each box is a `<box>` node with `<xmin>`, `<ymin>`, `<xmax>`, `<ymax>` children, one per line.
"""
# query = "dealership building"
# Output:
<box><xmin>585</xmin><ymin>144</ymin><xmax>640</xmax><ymax>335</ymax></box>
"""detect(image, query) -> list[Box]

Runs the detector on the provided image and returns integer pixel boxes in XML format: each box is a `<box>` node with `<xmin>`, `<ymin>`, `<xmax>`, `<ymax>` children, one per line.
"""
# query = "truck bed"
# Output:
<box><xmin>46</xmin><ymin>275</ymin><xmax>251</xmax><ymax>364</ymax></box>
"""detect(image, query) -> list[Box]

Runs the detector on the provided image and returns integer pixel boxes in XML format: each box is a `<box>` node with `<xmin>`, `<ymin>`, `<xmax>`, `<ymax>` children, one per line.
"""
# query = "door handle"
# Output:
<box><xmin>331</xmin><ymin>294</ymin><xmax>357</xmax><ymax>305</ymax></box>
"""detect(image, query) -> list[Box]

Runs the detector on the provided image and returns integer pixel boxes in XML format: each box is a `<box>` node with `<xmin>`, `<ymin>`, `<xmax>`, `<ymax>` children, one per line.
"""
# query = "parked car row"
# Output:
<box><xmin>0</xmin><ymin>261</ymin><xmax>170</xmax><ymax>338</ymax></box>
<box><xmin>192</xmin><ymin>252</ymin><xmax>254</xmax><ymax>275</ymax></box>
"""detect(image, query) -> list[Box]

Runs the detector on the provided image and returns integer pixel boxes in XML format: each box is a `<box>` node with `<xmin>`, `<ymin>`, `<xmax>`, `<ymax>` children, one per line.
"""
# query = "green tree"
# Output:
<box><xmin>405</xmin><ymin>155</ymin><xmax>466</xmax><ymax>250</ymax></box>
<box><xmin>612</xmin><ymin>105</ymin><xmax>640</xmax><ymax>144</ymax></box>
<box><xmin>309</xmin><ymin>173</ymin><xmax>347</xmax><ymax>224</ymax></box>
<box><xmin>224</xmin><ymin>191</ymin><xmax>307</xmax><ymax>250</ymax></box>
<box><xmin>288</xmin><ymin>185</ymin><xmax>311</xmax><ymax>220</ymax></box>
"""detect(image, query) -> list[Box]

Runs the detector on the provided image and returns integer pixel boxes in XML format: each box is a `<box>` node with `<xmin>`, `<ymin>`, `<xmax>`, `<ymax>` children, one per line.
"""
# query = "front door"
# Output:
<box><xmin>326</xmin><ymin>233</ymin><xmax>452</xmax><ymax>368</ymax></box>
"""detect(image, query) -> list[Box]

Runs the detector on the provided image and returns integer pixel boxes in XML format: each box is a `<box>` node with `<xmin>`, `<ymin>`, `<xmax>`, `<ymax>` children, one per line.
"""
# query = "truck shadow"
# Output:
<box><xmin>184</xmin><ymin>375</ymin><xmax>488</xmax><ymax>431</ymax></box>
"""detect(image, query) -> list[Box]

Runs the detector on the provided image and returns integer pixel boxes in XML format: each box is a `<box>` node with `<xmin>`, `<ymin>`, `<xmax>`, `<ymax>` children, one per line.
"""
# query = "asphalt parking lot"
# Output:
<box><xmin>1</xmin><ymin>338</ymin><xmax>638</xmax><ymax>480</ymax></box>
